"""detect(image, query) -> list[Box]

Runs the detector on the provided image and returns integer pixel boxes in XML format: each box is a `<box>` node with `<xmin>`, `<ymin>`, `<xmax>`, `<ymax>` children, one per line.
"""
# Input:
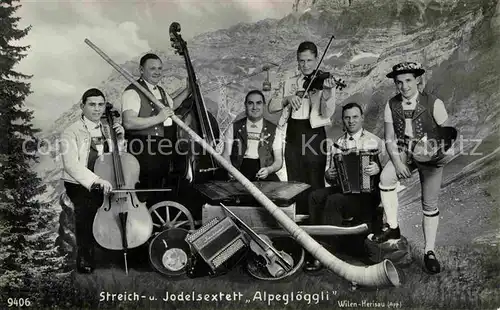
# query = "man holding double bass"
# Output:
<box><xmin>121</xmin><ymin>53</ymin><xmax>190</xmax><ymax>207</ymax></box>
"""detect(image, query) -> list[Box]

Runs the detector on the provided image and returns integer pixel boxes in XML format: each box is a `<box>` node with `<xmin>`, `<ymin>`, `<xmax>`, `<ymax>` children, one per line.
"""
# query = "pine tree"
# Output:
<box><xmin>0</xmin><ymin>0</ymin><xmax>62</xmax><ymax>290</ymax></box>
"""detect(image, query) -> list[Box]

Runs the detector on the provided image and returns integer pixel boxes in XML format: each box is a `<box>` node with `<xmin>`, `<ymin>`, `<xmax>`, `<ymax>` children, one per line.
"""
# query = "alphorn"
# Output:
<box><xmin>84</xmin><ymin>38</ymin><xmax>400</xmax><ymax>287</ymax></box>
<box><xmin>253</xmin><ymin>224</ymin><xmax>369</xmax><ymax>236</ymax></box>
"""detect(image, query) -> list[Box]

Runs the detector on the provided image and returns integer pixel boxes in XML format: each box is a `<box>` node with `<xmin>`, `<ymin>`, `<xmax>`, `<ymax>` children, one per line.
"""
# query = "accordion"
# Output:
<box><xmin>185</xmin><ymin>217</ymin><xmax>247</xmax><ymax>274</ymax></box>
<box><xmin>333</xmin><ymin>149</ymin><xmax>381</xmax><ymax>194</ymax></box>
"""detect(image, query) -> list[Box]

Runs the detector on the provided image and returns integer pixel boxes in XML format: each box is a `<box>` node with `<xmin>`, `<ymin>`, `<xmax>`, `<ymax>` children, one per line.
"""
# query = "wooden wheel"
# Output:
<box><xmin>149</xmin><ymin>201</ymin><xmax>195</xmax><ymax>233</ymax></box>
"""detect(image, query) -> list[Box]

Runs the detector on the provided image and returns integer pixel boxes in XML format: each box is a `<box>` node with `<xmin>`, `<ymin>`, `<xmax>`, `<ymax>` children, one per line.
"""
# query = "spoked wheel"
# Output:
<box><xmin>149</xmin><ymin>201</ymin><xmax>195</xmax><ymax>233</ymax></box>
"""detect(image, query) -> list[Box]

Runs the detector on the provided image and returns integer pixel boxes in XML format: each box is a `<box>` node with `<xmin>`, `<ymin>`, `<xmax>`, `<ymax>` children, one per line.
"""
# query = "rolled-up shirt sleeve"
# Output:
<box><xmin>121</xmin><ymin>89</ymin><xmax>141</xmax><ymax>115</ymax></box>
<box><xmin>272</xmin><ymin>127</ymin><xmax>284</xmax><ymax>150</ymax></box>
<box><xmin>384</xmin><ymin>101</ymin><xmax>393</xmax><ymax>123</ymax></box>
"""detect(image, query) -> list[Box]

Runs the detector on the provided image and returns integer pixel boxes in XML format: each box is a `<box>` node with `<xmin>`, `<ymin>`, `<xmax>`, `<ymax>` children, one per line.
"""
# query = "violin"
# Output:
<box><xmin>303</xmin><ymin>69</ymin><xmax>347</xmax><ymax>91</ymax></box>
<box><xmin>249</xmin><ymin>234</ymin><xmax>294</xmax><ymax>278</ymax></box>
<box><xmin>92</xmin><ymin>103</ymin><xmax>153</xmax><ymax>273</ymax></box>
<box><xmin>220</xmin><ymin>203</ymin><xmax>294</xmax><ymax>278</ymax></box>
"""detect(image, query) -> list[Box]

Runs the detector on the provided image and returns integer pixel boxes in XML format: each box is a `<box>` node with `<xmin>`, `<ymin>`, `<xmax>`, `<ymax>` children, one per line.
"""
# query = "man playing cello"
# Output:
<box><xmin>60</xmin><ymin>88</ymin><xmax>125</xmax><ymax>273</ymax></box>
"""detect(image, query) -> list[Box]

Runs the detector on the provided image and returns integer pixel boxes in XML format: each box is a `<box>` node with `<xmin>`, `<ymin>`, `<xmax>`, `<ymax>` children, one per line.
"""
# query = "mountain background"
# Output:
<box><xmin>30</xmin><ymin>0</ymin><xmax>499</xmax><ymax>304</ymax></box>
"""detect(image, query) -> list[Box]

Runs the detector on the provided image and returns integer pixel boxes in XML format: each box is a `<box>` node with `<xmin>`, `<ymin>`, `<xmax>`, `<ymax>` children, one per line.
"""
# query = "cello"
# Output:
<box><xmin>169</xmin><ymin>22</ymin><xmax>225</xmax><ymax>183</ymax></box>
<box><xmin>92</xmin><ymin>103</ymin><xmax>153</xmax><ymax>274</ymax></box>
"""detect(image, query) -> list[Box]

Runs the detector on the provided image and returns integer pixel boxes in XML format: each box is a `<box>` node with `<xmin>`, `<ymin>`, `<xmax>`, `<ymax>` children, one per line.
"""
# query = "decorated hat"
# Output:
<box><xmin>386</xmin><ymin>61</ymin><xmax>425</xmax><ymax>78</ymax></box>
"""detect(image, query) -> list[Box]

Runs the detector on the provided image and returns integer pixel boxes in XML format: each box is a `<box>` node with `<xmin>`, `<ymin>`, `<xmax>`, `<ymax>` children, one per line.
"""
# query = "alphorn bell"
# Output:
<box><xmin>84</xmin><ymin>38</ymin><xmax>401</xmax><ymax>288</ymax></box>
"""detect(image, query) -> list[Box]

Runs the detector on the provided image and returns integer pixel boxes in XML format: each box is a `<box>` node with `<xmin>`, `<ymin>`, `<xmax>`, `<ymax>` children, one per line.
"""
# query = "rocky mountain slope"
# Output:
<box><xmin>35</xmin><ymin>0</ymin><xmax>499</xmax><ymax>247</ymax></box>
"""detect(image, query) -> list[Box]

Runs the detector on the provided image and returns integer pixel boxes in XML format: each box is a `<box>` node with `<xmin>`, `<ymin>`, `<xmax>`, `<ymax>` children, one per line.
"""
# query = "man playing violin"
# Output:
<box><xmin>60</xmin><ymin>88</ymin><xmax>125</xmax><ymax>273</ymax></box>
<box><xmin>121</xmin><ymin>53</ymin><xmax>188</xmax><ymax>206</ymax></box>
<box><xmin>304</xmin><ymin>102</ymin><xmax>387</xmax><ymax>272</ymax></box>
<box><xmin>267</xmin><ymin>41</ymin><xmax>340</xmax><ymax>214</ymax></box>
<box><xmin>224</xmin><ymin>90</ymin><xmax>283</xmax><ymax>181</ymax></box>
<box><xmin>372</xmin><ymin>62</ymin><xmax>451</xmax><ymax>274</ymax></box>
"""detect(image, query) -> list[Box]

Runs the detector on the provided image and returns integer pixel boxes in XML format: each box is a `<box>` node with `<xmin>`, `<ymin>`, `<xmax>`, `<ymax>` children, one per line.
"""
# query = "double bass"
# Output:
<box><xmin>92</xmin><ymin>103</ymin><xmax>153</xmax><ymax>273</ymax></box>
<box><xmin>169</xmin><ymin>22</ymin><xmax>224</xmax><ymax>183</ymax></box>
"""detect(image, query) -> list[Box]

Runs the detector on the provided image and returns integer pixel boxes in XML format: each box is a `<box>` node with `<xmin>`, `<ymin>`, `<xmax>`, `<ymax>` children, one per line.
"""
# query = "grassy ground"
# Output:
<box><xmin>5</xmin><ymin>239</ymin><xmax>498</xmax><ymax>310</ymax></box>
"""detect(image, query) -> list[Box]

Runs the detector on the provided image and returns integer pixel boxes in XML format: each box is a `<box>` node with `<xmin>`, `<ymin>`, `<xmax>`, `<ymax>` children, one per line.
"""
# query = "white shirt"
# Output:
<box><xmin>82</xmin><ymin>116</ymin><xmax>104</xmax><ymax>155</ymax></box>
<box><xmin>326</xmin><ymin>128</ymin><xmax>384</xmax><ymax>171</ymax></box>
<box><xmin>384</xmin><ymin>92</ymin><xmax>448</xmax><ymax>137</ymax></box>
<box><xmin>290</xmin><ymin>75</ymin><xmax>311</xmax><ymax>120</ymax></box>
<box><xmin>121</xmin><ymin>79</ymin><xmax>174</xmax><ymax>126</ymax></box>
<box><xmin>225</xmin><ymin>118</ymin><xmax>283</xmax><ymax>160</ymax></box>
<box><xmin>338</xmin><ymin>129</ymin><xmax>363</xmax><ymax>150</ymax></box>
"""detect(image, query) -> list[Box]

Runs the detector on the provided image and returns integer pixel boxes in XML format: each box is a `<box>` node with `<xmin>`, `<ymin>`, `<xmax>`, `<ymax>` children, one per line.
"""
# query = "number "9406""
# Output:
<box><xmin>7</xmin><ymin>298</ymin><xmax>31</xmax><ymax>307</ymax></box>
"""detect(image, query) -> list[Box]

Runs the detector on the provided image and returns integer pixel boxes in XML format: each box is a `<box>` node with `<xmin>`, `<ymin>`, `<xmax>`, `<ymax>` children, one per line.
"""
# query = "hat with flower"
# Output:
<box><xmin>386</xmin><ymin>61</ymin><xmax>425</xmax><ymax>78</ymax></box>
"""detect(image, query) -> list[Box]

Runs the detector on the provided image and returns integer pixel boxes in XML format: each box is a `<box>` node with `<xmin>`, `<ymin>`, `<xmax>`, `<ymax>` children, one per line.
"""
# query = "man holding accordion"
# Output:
<box><xmin>305</xmin><ymin>102</ymin><xmax>388</xmax><ymax>272</ymax></box>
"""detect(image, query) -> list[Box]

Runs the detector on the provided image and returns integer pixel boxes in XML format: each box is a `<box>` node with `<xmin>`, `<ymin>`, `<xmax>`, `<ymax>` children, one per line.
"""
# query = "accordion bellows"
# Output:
<box><xmin>333</xmin><ymin>149</ymin><xmax>381</xmax><ymax>194</ymax></box>
<box><xmin>185</xmin><ymin>217</ymin><xmax>247</xmax><ymax>271</ymax></box>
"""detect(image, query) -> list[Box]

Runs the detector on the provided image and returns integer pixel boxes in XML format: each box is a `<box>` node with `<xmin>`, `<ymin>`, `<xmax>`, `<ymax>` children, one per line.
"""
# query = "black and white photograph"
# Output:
<box><xmin>0</xmin><ymin>0</ymin><xmax>499</xmax><ymax>309</ymax></box>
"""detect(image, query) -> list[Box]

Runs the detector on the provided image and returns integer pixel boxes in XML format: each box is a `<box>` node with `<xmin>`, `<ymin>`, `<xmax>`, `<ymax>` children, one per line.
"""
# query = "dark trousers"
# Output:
<box><xmin>127</xmin><ymin>134</ymin><xmax>176</xmax><ymax>208</ymax></box>
<box><xmin>285</xmin><ymin>119</ymin><xmax>327</xmax><ymax>214</ymax></box>
<box><xmin>308</xmin><ymin>186</ymin><xmax>342</xmax><ymax>224</ymax></box>
<box><xmin>309</xmin><ymin>187</ymin><xmax>380</xmax><ymax>227</ymax></box>
<box><xmin>64</xmin><ymin>182</ymin><xmax>102</xmax><ymax>261</ymax></box>
<box><xmin>307</xmin><ymin>187</ymin><xmax>382</xmax><ymax>259</ymax></box>
<box><xmin>239</xmin><ymin>158</ymin><xmax>279</xmax><ymax>182</ymax></box>
<box><xmin>322</xmin><ymin>192</ymin><xmax>380</xmax><ymax>227</ymax></box>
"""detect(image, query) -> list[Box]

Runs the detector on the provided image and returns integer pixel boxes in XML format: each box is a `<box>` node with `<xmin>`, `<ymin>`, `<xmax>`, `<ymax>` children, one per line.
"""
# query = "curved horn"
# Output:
<box><xmin>84</xmin><ymin>38</ymin><xmax>400</xmax><ymax>287</ymax></box>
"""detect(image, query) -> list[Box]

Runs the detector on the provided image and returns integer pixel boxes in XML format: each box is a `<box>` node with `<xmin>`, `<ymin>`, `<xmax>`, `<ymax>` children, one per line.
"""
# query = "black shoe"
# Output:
<box><xmin>76</xmin><ymin>248</ymin><xmax>95</xmax><ymax>274</ymax></box>
<box><xmin>303</xmin><ymin>259</ymin><xmax>323</xmax><ymax>272</ymax></box>
<box><xmin>424</xmin><ymin>251</ymin><xmax>441</xmax><ymax>274</ymax></box>
<box><xmin>372</xmin><ymin>225</ymin><xmax>401</xmax><ymax>243</ymax></box>
<box><xmin>341</xmin><ymin>217</ymin><xmax>355</xmax><ymax>226</ymax></box>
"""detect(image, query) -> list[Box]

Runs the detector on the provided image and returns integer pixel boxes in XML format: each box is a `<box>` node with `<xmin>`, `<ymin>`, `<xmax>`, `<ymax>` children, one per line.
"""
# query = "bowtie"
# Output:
<box><xmin>404</xmin><ymin>99</ymin><xmax>413</xmax><ymax>105</ymax></box>
<box><xmin>348</xmin><ymin>137</ymin><xmax>354</xmax><ymax>141</ymax></box>
<box><xmin>249</xmin><ymin>124</ymin><xmax>258</xmax><ymax>128</ymax></box>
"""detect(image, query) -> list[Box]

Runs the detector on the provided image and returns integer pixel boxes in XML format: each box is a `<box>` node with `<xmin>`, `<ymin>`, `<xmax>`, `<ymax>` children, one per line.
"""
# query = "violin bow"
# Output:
<box><xmin>300</xmin><ymin>34</ymin><xmax>336</xmax><ymax>100</ymax></box>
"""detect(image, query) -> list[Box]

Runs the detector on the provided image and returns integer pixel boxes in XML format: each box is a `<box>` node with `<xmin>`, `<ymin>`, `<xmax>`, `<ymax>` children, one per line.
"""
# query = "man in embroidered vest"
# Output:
<box><xmin>121</xmin><ymin>53</ymin><xmax>189</xmax><ymax>207</ymax></box>
<box><xmin>224</xmin><ymin>90</ymin><xmax>283</xmax><ymax>181</ymax></box>
<box><xmin>372</xmin><ymin>62</ymin><xmax>451</xmax><ymax>274</ymax></box>
<box><xmin>304</xmin><ymin>102</ymin><xmax>387</xmax><ymax>272</ymax></box>
<box><xmin>60</xmin><ymin>88</ymin><xmax>125</xmax><ymax>273</ymax></box>
<box><xmin>267</xmin><ymin>41</ymin><xmax>339</xmax><ymax>213</ymax></box>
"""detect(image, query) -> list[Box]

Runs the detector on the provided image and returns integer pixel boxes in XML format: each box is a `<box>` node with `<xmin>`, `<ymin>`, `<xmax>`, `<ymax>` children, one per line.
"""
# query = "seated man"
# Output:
<box><xmin>60</xmin><ymin>88</ymin><xmax>125</xmax><ymax>273</ymax></box>
<box><xmin>223</xmin><ymin>90</ymin><xmax>283</xmax><ymax>181</ymax></box>
<box><xmin>304</xmin><ymin>102</ymin><xmax>388</xmax><ymax>272</ymax></box>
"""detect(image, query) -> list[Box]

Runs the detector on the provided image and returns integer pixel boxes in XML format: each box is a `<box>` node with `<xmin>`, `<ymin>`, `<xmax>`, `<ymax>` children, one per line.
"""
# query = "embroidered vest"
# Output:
<box><xmin>230</xmin><ymin>118</ymin><xmax>276</xmax><ymax>170</ymax></box>
<box><xmin>389</xmin><ymin>92</ymin><xmax>440</xmax><ymax>142</ymax></box>
<box><xmin>124</xmin><ymin>79</ymin><xmax>170</xmax><ymax>137</ymax></box>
